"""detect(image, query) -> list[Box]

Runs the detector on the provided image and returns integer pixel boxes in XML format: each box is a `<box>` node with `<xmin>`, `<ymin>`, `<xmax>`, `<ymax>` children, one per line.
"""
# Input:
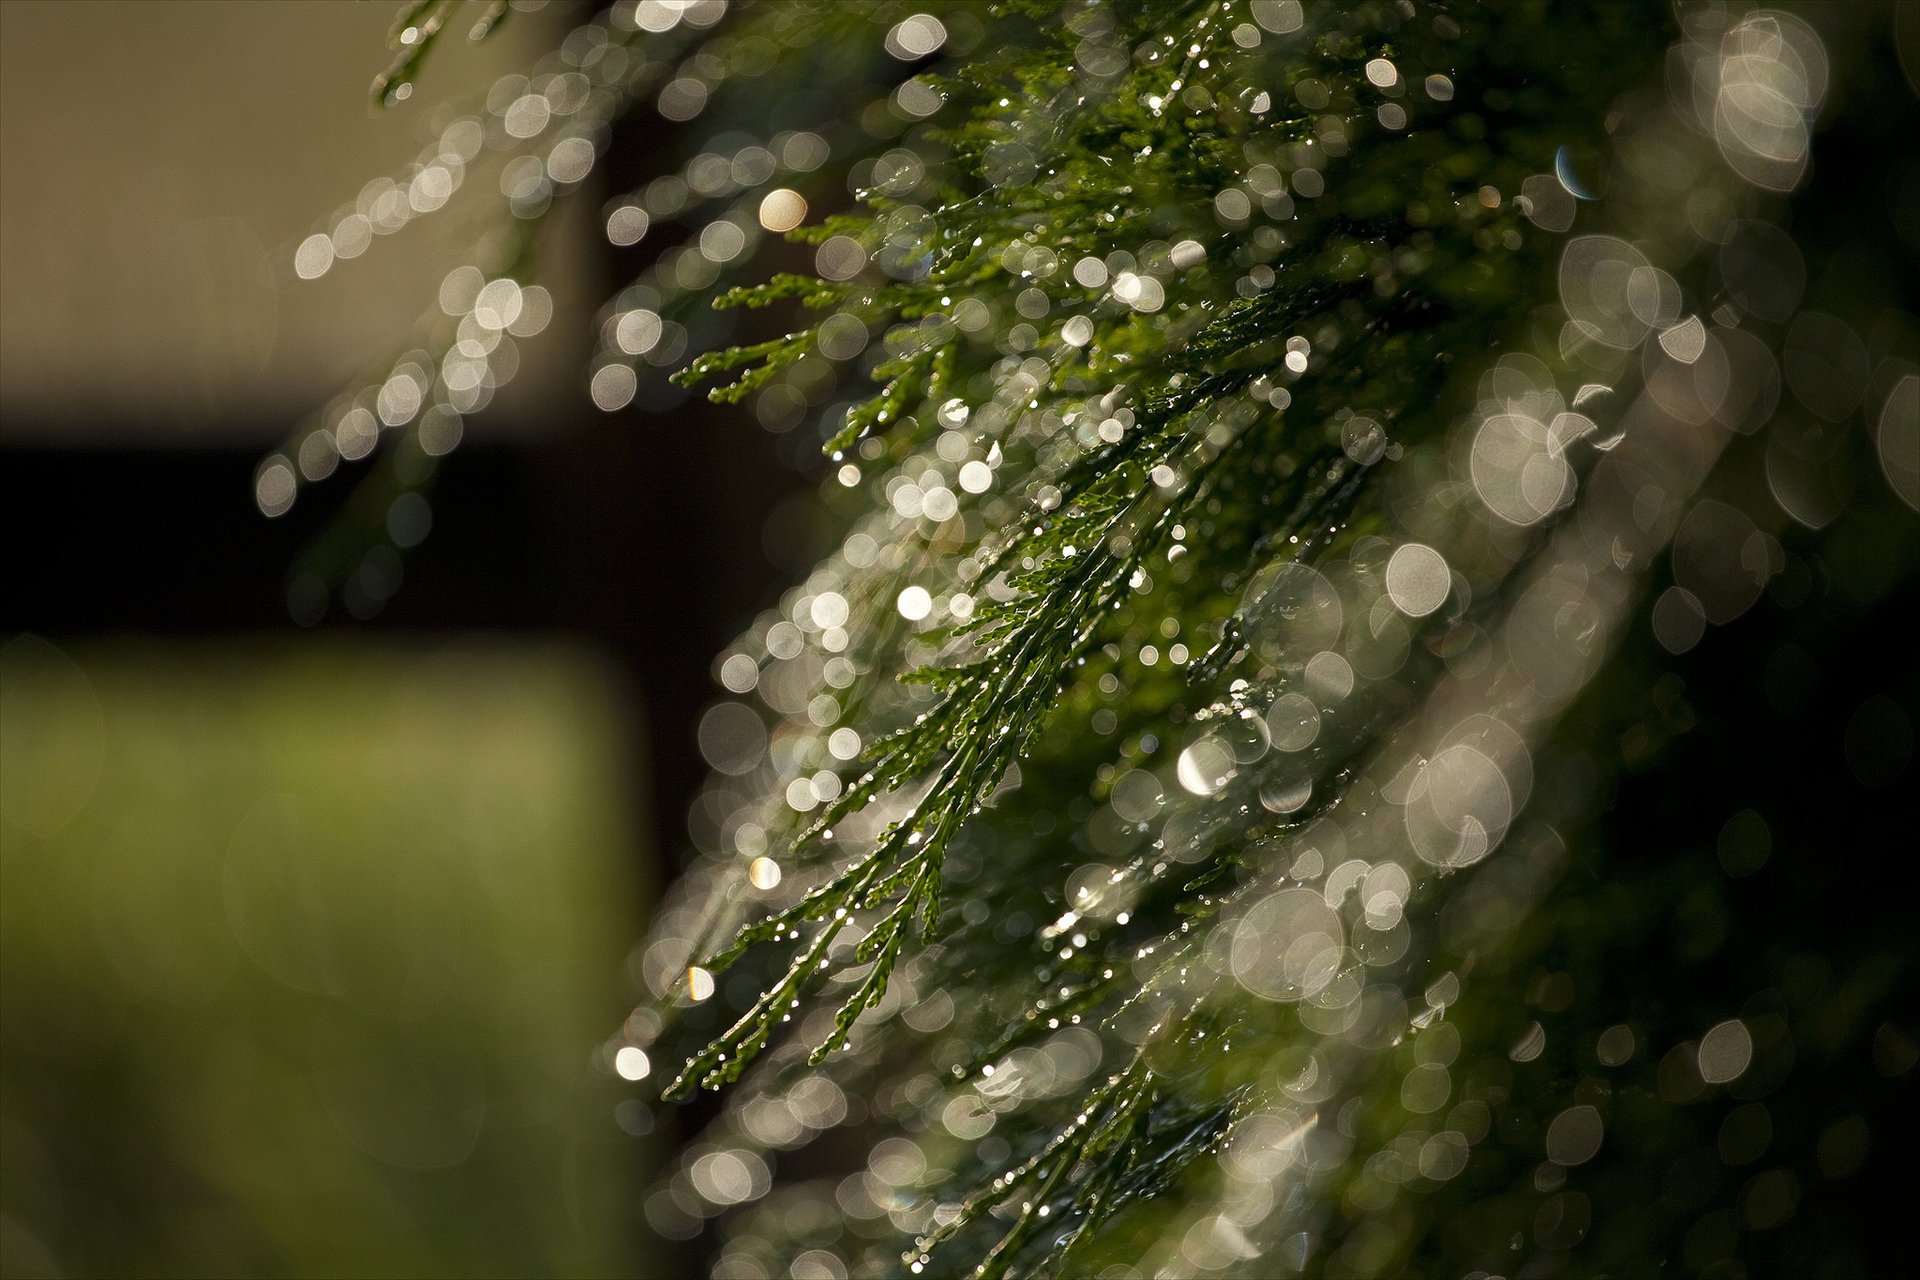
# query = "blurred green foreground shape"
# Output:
<box><xmin>0</xmin><ymin>635</ymin><xmax>651</xmax><ymax>1278</ymax></box>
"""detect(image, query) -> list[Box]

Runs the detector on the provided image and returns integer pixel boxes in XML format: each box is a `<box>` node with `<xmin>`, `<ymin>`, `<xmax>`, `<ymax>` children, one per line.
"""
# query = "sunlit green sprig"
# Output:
<box><xmin>627</xmin><ymin>3</ymin><xmax>1731</xmax><ymax>1276</ymax></box>
<box><xmin>653</xmin><ymin>0</ymin><xmax>1575</xmax><ymax>1111</ymax></box>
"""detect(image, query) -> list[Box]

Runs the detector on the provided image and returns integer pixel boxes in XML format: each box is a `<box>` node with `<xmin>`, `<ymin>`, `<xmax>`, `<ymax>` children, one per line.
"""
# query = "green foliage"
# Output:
<box><xmin>312</xmin><ymin>0</ymin><xmax>1919</xmax><ymax>1275</ymax></box>
<box><xmin>658</xmin><ymin>0</ymin><xmax>1618</xmax><ymax>1101</ymax></box>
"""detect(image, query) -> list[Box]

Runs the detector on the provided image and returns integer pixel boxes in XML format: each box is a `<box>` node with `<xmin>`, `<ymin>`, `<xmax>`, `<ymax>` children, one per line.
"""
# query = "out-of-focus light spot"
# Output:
<box><xmin>1112</xmin><ymin>272</ymin><xmax>1164</xmax><ymax>313</ymax></box>
<box><xmin>1231</xmin><ymin>888</ymin><xmax>1343</xmax><ymax>1001</ymax></box>
<box><xmin>297</xmin><ymin>431</ymin><xmax>338</xmax><ymax>482</ymax></box>
<box><xmin>418</xmin><ymin>405</ymin><xmax>463</xmax><ymax>456</ymax></box>
<box><xmin>591</xmin><ymin>364</ymin><xmax>637</xmax><ymax>411</ymax></box>
<box><xmin>1660</xmin><ymin>316</ymin><xmax>1708</xmax><ymax>363</ymax></box>
<box><xmin>632</xmin><ymin>0</ymin><xmax>684</xmax><ymax>33</ymax></box>
<box><xmin>408</xmin><ymin>165</ymin><xmax>454</xmax><ymax>213</ymax></box>
<box><xmin>884</xmin><ymin>13</ymin><xmax>947</xmax><ymax>60</ymax></box>
<box><xmin>780</xmin><ymin>132</ymin><xmax>829</xmax><ymax>173</ymax></box>
<box><xmin>473</xmin><ymin>279</ymin><xmax>524</xmax><ymax>331</ymax></box>
<box><xmin>1385</xmin><ymin>543</ymin><xmax>1450</xmax><ymax>617</ymax></box>
<box><xmin>1874</xmin><ymin>374</ymin><xmax>1919</xmax><ymax>512</ymax></box>
<box><xmin>1546</xmin><ymin>1105</ymin><xmax>1605</xmax><ymax>1165</ymax></box>
<box><xmin>1261</xmin><ymin>777</ymin><xmax>1309</xmax><ymax>816</ymax></box>
<box><xmin>615</xmin><ymin>309</ymin><xmax>663</xmax><ymax>356</ymax></box>
<box><xmin>1652</xmin><ymin>585</ymin><xmax>1707</xmax><ymax>654</ymax></box>
<box><xmin>614</xmin><ymin>1046</ymin><xmax>651</xmax><ymax>1081</ymax></box>
<box><xmin>439</xmin><ymin>265</ymin><xmax>484</xmax><ymax>316</ymax></box>
<box><xmin>546</xmin><ymin>136</ymin><xmax>595</xmax><ymax>185</ymax></box>
<box><xmin>758</xmin><ymin>188</ymin><xmax>807</xmax><ymax>233</ymax></box>
<box><xmin>1699</xmin><ymin>1019</ymin><xmax>1754</xmax><ymax>1083</ymax></box>
<box><xmin>817</xmin><ymin>313</ymin><xmax>869</xmax><ymax>361</ymax></box>
<box><xmin>1177</xmin><ymin>735</ymin><xmax>1235</xmax><ymax>796</ymax></box>
<box><xmin>336</xmin><ymin>407</ymin><xmax>378</xmax><ymax>461</ymax></box>
<box><xmin>691</xmin><ymin>1148</ymin><xmax>768</xmax><ymax>1207</ymax></box>
<box><xmin>1243</xmin><ymin>560</ymin><xmax>1343</xmax><ymax>667</ymax></box>
<box><xmin>331</xmin><ymin>213</ymin><xmax>373</xmax><ymax>259</ymax></box>
<box><xmin>376</xmin><ymin>370</ymin><xmax>424</xmax><ymax>427</ymax></box>
<box><xmin>607</xmin><ymin>204</ymin><xmax>650</xmax><ymax>246</ymax></box>
<box><xmin>922</xmin><ymin>486</ymin><xmax>958</xmax><ymax>521</ymax></box>
<box><xmin>1519</xmin><ymin>173</ymin><xmax>1576</xmax><ymax>233</ymax></box>
<box><xmin>1266</xmin><ymin>692</ymin><xmax>1319</xmax><ymax>752</ymax></box>
<box><xmin>1401</xmin><ymin>1063</ymin><xmax>1451</xmax><ymax>1114</ymax></box>
<box><xmin>504</xmin><ymin>93</ymin><xmax>551</xmax><ymax>139</ymax></box>
<box><xmin>1707</xmin><ymin>11</ymin><xmax>1828</xmax><ymax>193</ymax></box>
<box><xmin>1562</xmin><ymin>235</ymin><xmax>1660</xmax><ymax>349</ymax></box>
<box><xmin>1597</xmin><ymin>1024</ymin><xmax>1637</xmax><ymax>1066</ymax></box>
<box><xmin>294</xmin><ymin>233</ymin><xmax>334</xmax><ymax>280</ymax></box>
<box><xmin>896</xmin><ymin>76</ymin><xmax>945</xmax><ymax>118</ymax></box>
<box><xmin>748</xmin><ymin>857</ymin><xmax>782</xmax><ymax>890</ymax></box>
<box><xmin>1305</xmin><ymin>650</ymin><xmax>1354</xmax><ymax>701</ymax></box>
<box><xmin>767</xmin><ymin>621</ymin><xmax>803</xmax><ymax>660</ymax></box>
<box><xmin>1250</xmin><ymin>0</ymin><xmax>1303</xmax><ymax>36</ymax></box>
<box><xmin>386</xmin><ymin>492</ymin><xmax>432</xmax><ymax>548</ymax></box>
<box><xmin>1364</xmin><ymin>58</ymin><xmax>1398</xmax><ymax>88</ymax></box>
<box><xmin>1472</xmin><ymin>411</ymin><xmax>1574</xmax><ymax>526</ymax></box>
<box><xmin>785</xmin><ymin>777</ymin><xmax>818</xmax><ymax>812</ymax></box>
<box><xmin>658</xmin><ymin>77</ymin><xmax>709</xmax><ymax>122</ymax></box>
<box><xmin>718</xmin><ymin>653</ymin><xmax>758</xmax><ymax>693</ymax></box>
<box><xmin>700</xmin><ymin>219</ymin><xmax>747</xmax><ymax>263</ymax></box>
<box><xmin>508</xmin><ymin>286</ymin><xmax>552</xmax><ymax>338</ymax></box>
<box><xmin>1717</xmin><ymin>808</ymin><xmax>1772</xmax><ymax>878</ymax></box>
<box><xmin>1341</xmin><ymin>415</ymin><xmax>1386</xmax><ymax>465</ymax></box>
<box><xmin>1554</xmin><ymin>145</ymin><xmax>1598</xmax><ymax>200</ymax></box>
<box><xmin>1110</xmin><ymin>770</ymin><xmax>1165</xmax><ymax>824</ymax></box>
<box><xmin>811</xmin><ymin>591</ymin><xmax>850</xmax><ymax>630</ymax></box>
<box><xmin>1425</xmin><ymin>73</ymin><xmax>1454</xmax><ymax>101</ymax></box>
<box><xmin>1405</xmin><ymin>744</ymin><xmax>1511</xmax><ymax>868</ymax></box>
<box><xmin>896</xmin><ymin>585</ymin><xmax>933</xmax><ymax>621</ymax></box>
<box><xmin>791</xmin><ymin>1249</ymin><xmax>846</xmax><ymax>1280</ymax></box>
<box><xmin>255</xmin><ymin>459</ymin><xmax>296</xmax><ymax>517</ymax></box>
<box><xmin>816</xmin><ymin>236</ymin><xmax>868</xmax><ymax>281</ymax></box>
<box><xmin>686</xmin><ymin>966</ymin><xmax>715</xmax><ymax>1002</ymax></box>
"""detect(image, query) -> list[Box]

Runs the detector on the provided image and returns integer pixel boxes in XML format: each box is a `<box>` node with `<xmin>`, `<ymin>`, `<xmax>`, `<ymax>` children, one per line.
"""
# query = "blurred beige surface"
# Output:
<box><xmin>0</xmin><ymin>0</ymin><xmax>591</xmax><ymax>442</ymax></box>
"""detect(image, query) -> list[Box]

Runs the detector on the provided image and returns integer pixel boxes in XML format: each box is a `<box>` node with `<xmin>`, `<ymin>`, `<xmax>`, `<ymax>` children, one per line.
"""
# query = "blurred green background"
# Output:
<box><xmin>1</xmin><ymin>636</ymin><xmax>651</xmax><ymax>1277</ymax></box>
